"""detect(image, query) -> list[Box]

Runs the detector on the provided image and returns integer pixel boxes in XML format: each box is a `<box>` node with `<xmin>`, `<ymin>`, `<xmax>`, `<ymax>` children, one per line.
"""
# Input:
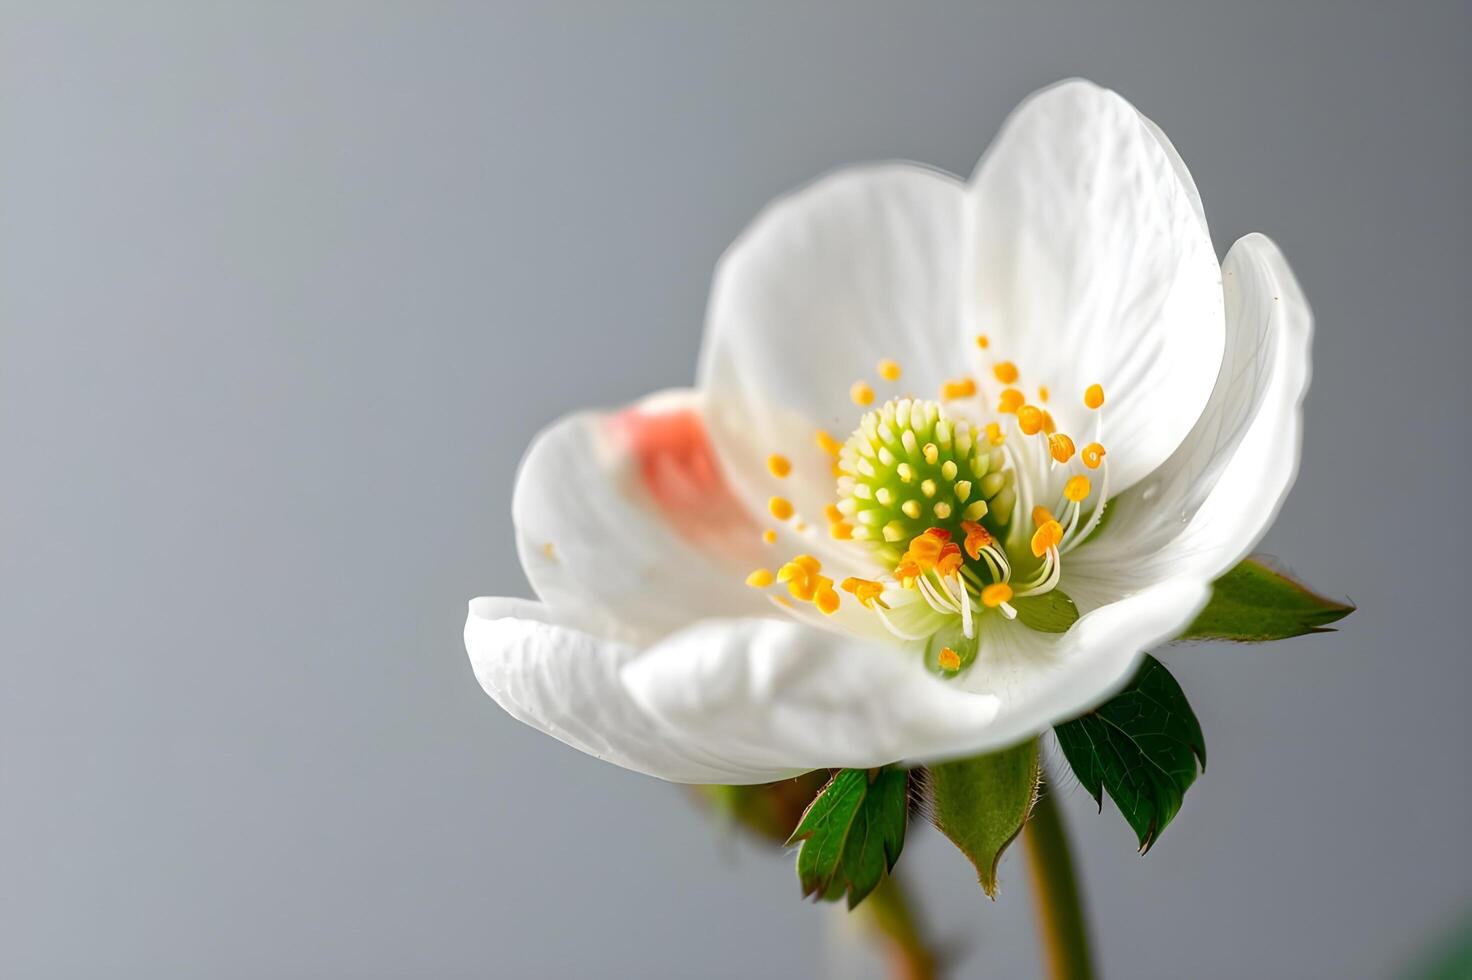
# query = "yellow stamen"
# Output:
<box><xmin>824</xmin><ymin>504</ymin><xmax>843</xmax><ymax>523</ymax></box>
<box><xmin>814</xmin><ymin>578</ymin><xmax>840</xmax><ymax>615</ymax></box>
<box><xmin>841</xmin><ymin>577</ymin><xmax>888</xmax><ymax>609</ymax></box>
<box><xmin>766</xmin><ymin>453</ymin><xmax>792</xmax><ymax>478</ymax></box>
<box><xmin>1017</xmin><ymin>405</ymin><xmax>1044</xmax><ymax>435</ymax></box>
<box><xmin>850</xmin><ymin>381</ymin><xmax>875</xmax><ymax>406</ymax></box>
<box><xmin>1031</xmin><ymin>519</ymin><xmax>1064</xmax><ymax>557</ymax></box>
<box><xmin>745</xmin><ymin>569</ymin><xmax>775</xmax><ymax>588</ymax></box>
<box><xmin>762</xmin><ymin>529</ymin><xmax>778</xmax><ymax>544</ymax></box>
<box><xmin>1041</xmin><ymin>410</ymin><xmax>1057</xmax><ymax>435</ymax></box>
<box><xmin>997</xmin><ymin>388</ymin><xmax>1025</xmax><ymax>413</ymax></box>
<box><xmin>794</xmin><ymin>554</ymin><xmax>821</xmax><ymax>573</ymax></box>
<box><xmin>895</xmin><ymin>528</ymin><xmax>963</xmax><ymax>581</ymax></box>
<box><xmin>1033</xmin><ymin>505</ymin><xmax>1056</xmax><ymax>528</ymax></box>
<box><xmin>993</xmin><ymin>361</ymin><xmax>1019</xmax><ymax>384</ymax></box>
<box><xmin>877</xmin><ymin>358</ymin><xmax>902</xmax><ymax>381</ymax></box>
<box><xmin>1085</xmin><ymin>383</ymin><xmax>1105</xmax><ymax>409</ymax></box>
<box><xmin>1082</xmin><ymin>442</ymin><xmax>1106</xmax><ymax>469</ymax></box>
<box><xmin>975</xmin><ymin>334</ymin><xmax>990</xmax><ymax>349</ymax></box>
<box><xmin>941</xmin><ymin>377</ymin><xmax>977</xmax><ymax>400</ymax></box>
<box><xmin>981</xmin><ymin>582</ymin><xmax>1013</xmax><ymax>608</ymax></box>
<box><xmin>1038</xmin><ymin>385</ymin><xmax>1050</xmax><ymax>403</ymax></box>
<box><xmin>830</xmin><ymin>521</ymin><xmax>854</xmax><ymax>540</ymax></box>
<box><xmin>768</xmin><ymin>496</ymin><xmax>794</xmax><ymax>520</ymax></box>
<box><xmin>961</xmin><ymin>520</ymin><xmax>992</xmax><ymax>560</ymax></box>
<box><xmin>816</xmin><ymin>429</ymin><xmax>843</xmax><ymax>456</ymax></box>
<box><xmin>937</xmin><ymin>647</ymin><xmax>961</xmax><ymax>671</ymax></box>
<box><xmin>1048</xmin><ymin>433</ymin><xmax>1076</xmax><ymax>463</ymax></box>
<box><xmin>1065</xmin><ymin>475</ymin><xmax>1092</xmax><ymax>502</ymax></box>
<box><xmin>984</xmin><ymin>421</ymin><xmax>1006</xmax><ymax>445</ymax></box>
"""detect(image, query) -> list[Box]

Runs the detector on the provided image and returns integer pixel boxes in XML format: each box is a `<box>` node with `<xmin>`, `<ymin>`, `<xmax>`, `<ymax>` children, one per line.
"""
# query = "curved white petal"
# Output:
<box><xmin>625</xmin><ymin>578</ymin><xmax>1208</xmax><ymax>769</ymax></box>
<box><xmin>965</xmin><ymin>79</ymin><xmax>1225</xmax><ymax>492</ymax></box>
<box><xmin>465</xmin><ymin>598</ymin><xmax>786</xmax><ymax>783</ymax></box>
<box><xmin>512</xmin><ymin>390</ymin><xmax>769</xmax><ymax>645</ymax></box>
<box><xmin>622</xmin><ymin>615</ymin><xmax>1000</xmax><ymax>773</ymax></box>
<box><xmin>698</xmin><ymin>164</ymin><xmax>967</xmax><ymax>566</ymax></box>
<box><xmin>1069</xmin><ymin>233</ymin><xmax>1313</xmax><ymax>586</ymax></box>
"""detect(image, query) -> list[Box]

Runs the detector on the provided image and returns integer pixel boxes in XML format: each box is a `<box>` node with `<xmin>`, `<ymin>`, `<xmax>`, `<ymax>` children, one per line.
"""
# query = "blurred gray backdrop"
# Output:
<box><xmin>3</xmin><ymin>2</ymin><xmax>1468</xmax><ymax>978</ymax></box>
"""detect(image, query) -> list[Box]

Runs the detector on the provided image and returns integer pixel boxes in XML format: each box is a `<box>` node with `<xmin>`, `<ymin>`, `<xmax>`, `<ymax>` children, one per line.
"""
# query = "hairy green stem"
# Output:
<box><xmin>1023</xmin><ymin>790</ymin><xmax>1095</xmax><ymax>980</ymax></box>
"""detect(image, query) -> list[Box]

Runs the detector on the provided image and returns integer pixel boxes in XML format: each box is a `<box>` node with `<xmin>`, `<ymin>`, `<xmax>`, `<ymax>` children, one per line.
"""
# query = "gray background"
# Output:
<box><xmin>2</xmin><ymin>2</ymin><xmax>1468</xmax><ymax>978</ymax></box>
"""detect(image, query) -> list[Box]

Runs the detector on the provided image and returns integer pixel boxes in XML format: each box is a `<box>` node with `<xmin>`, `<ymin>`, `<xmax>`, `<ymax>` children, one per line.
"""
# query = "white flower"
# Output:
<box><xmin>465</xmin><ymin>79</ymin><xmax>1313</xmax><ymax>784</ymax></box>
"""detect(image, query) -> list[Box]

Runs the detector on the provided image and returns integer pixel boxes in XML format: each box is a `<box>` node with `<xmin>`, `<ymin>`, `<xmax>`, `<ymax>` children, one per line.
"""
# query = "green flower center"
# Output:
<box><xmin>834</xmin><ymin>398</ymin><xmax>1016</xmax><ymax>561</ymax></box>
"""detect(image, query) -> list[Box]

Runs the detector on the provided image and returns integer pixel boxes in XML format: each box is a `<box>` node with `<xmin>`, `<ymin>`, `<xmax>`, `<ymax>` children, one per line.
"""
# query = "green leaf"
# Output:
<box><xmin>1184</xmin><ymin>556</ymin><xmax>1353</xmax><ymax>642</ymax></box>
<box><xmin>1011</xmin><ymin>589</ymin><xmax>1080</xmax><ymax>633</ymax></box>
<box><xmin>927</xmin><ymin>740</ymin><xmax>1041</xmax><ymax>897</ymax></box>
<box><xmin>1054</xmin><ymin>656</ymin><xmax>1205</xmax><ymax>853</ymax></box>
<box><xmin>786</xmin><ymin>768</ymin><xmax>909</xmax><ymax>909</ymax></box>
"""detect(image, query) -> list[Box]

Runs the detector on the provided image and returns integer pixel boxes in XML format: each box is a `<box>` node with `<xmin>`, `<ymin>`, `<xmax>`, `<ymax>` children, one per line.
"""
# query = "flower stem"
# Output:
<box><xmin>857</xmin><ymin>871</ymin><xmax>938</xmax><ymax>980</ymax></box>
<box><xmin>1023</xmin><ymin>789</ymin><xmax>1095</xmax><ymax>980</ymax></box>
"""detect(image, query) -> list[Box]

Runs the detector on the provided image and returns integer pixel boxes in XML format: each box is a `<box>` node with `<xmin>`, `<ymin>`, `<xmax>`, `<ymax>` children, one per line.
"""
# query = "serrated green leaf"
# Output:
<box><xmin>928</xmin><ymin>740</ymin><xmax>1040</xmax><ymax>897</ymax></box>
<box><xmin>1054</xmin><ymin>656</ymin><xmax>1204</xmax><ymax>853</ymax></box>
<box><xmin>786</xmin><ymin>768</ymin><xmax>909</xmax><ymax>909</ymax></box>
<box><xmin>1184</xmin><ymin>556</ymin><xmax>1353</xmax><ymax>642</ymax></box>
<box><xmin>1011</xmin><ymin>589</ymin><xmax>1080</xmax><ymax>633</ymax></box>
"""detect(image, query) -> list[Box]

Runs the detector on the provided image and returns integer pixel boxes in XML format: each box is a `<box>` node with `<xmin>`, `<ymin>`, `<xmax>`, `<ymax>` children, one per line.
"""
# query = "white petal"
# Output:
<box><xmin>698</xmin><ymin>164</ymin><xmax>967</xmax><ymax>564</ymax></box>
<box><xmin>1070</xmin><ymin>233</ymin><xmax>1313</xmax><ymax>585</ymax></box>
<box><xmin>622</xmin><ymin>616</ymin><xmax>1000</xmax><ymax>773</ymax></box>
<box><xmin>930</xmin><ymin>577</ymin><xmax>1211</xmax><ymax>756</ymax></box>
<box><xmin>512</xmin><ymin>390</ymin><xmax>770</xmax><ymax>645</ymax></box>
<box><xmin>465</xmin><ymin>598</ymin><xmax>785</xmax><ymax>783</ymax></box>
<box><xmin>624</xmin><ymin>579</ymin><xmax>1206</xmax><ymax>769</ymax></box>
<box><xmin>965</xmin><ymin>79</ymin><xmax>1225</xmax><ymax>492</ymax></box>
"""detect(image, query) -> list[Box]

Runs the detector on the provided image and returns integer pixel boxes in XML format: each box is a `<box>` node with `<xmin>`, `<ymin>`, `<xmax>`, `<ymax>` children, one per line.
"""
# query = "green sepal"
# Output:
<box><xmin>927</xmin><ymin>739</ymin><xmax>1041</xmax><ymax>897</ymax></box>
<box><xmin>696</xmin><ymin>771</ymin><xmax>831</xmax><ymax>844</ymax></box>
<box><xmin>1054</xmin><ymin>655</ymin><xmax>1204</xmax><ymax>853</ymax></box>
<box><xmin>1184</xmin><ymin>556</ymin><xmax>1353</xmax><ymax>642</ymax></box>
<box><xmin>786</xmin><ymin>767</ymin><xmax>909</xmax><ymax>909</ymax></box>
<box><xmin>1011</xmin><ymin>589</ymin><xmax>1080</xmax><ymax>633</ymax></box>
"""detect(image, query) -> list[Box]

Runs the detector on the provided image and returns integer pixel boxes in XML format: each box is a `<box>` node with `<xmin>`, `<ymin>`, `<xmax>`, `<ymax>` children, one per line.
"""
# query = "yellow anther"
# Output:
<box><xmin>1041</xmin><ymin>410</ymin><xmax>1057</xmax><ymax>435</ymax></box>
<box><xmin>1064</xmin><ymin>475</ymin><xmax>1092</xmax><ymax>502</ymax></box>
<box><xmin>824</xmin><ymin>504</ymin><xmax>844</xmax><ymax>523</ymax></box>
<box><xmin>762</xmin><ymin>529</ymin><xmax>778</xmax><ymax>544</ymax></box>
<box><xmin>1048</xmin><ymin>433</ymin><xmax>1076</xmax><ymax>463</ymax></box>
<box><xmin>1038</xmin><ymin>385</ymin><xmax>1050</xmax><ymax>403</ymax></box>
<box><xmin>937</xmin><ymin>647</ymin><xmax>961</xmax><ymax>672</ymax></box>
<box><xmin>997</xmin><ymin>388</ymin><xmax>1025</xmax><ymax>414</ymax></box>
<box><xmin>1017</xmin><ymin>405</ymin><xmax>1044</xmax><ymax>435</ymax></box>
<box><xmin>814</xmin><ymin>578</ymin><xmax>841</xmax><ymax>615</ymax></box>
<box><xmin>984</xmin><ymin>421</ymin><xmax>1006</xmax><ymax>445</ymax></box>
<box><xmin>941</xmin><ymin>377</ymin><xmax>977</xmax><ymax>400</ymax></box>
<box><xmin>1033</xmin><ymin>505</ymin><xmax>1057</xmax><ymax>528</ymax></box>
<box><xmin>768</xmin><ymin>496</ymin><xmax>794</xmax><ymax>521</ymax></box>
<box><xmin>1082</xmin><ymin>442</ymin><xmax>1106</xmax><ymax>469</ymax></box>
<box><xmin>745</xmin><ymin>569</ymin><xmax>775</xmax><ymax>588</ymax></box>
<box><xmin>766</xmin><ymin>453</ymin><xmax>792</xmax><ymax>478</ymax></box>
<box><xmin>816</xmin><ymin>429</ymin><xmax>843</xmax><ymax>456</ymax></box>
<box><xmin>1031</xmin><ymin>519</ymin><xmax>1064</xmax><ymax>558</ymax></box>
<box><xmin>850</xmin><ymin>381</ymin><xmax>875</xmax><ymax>406</ymax></box>
<box><xmin>829</xmin><ymin>521</ymin><xmax>854</xmax><ymax>540</ymax></box>
<box><xmin>795</xmin><ymin>521</ymin><xmax>808</xmax><ymax>532</ymax></box>
<box><xmin>794</xmin><ymin>554</ymin><xmax>821</xmax><ymax>574</ymax></box>
<box><xmin>1085</xmin><ymin>383</ymin><xmax>1105</xmax><ymax>409</ymax></box>
<box><xmin>975</xmin><ymin>334</ymin><xmax>990</xmax><ymax>349</ymax></box>
<box><xmin>981</xmin><ymin>582</ymin><xmax>1014</xmax><ymax>608</ymax></box>
<box><xmin>961</xmin><ymin>520</ymin><xmax>993</xmax><ymax>559</ymax></box>
<box><xmin>993</xmin><ymin>361</ymin><xmax>1019</xmax><ymax>384</ymax></box>
<box><xmin>877</xmin><ymin>358</ymin><xmax>902</xmax><ymax>381</ymax></box>
<box><xmin>841</xmin><ymin>577</ymin><xmax>889</xmax><ymax>609</ymax></box>
<box><xmin>895</xmin><ymin>528</ymin><xmax>963</xmax><ymax>581</ymax></box>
